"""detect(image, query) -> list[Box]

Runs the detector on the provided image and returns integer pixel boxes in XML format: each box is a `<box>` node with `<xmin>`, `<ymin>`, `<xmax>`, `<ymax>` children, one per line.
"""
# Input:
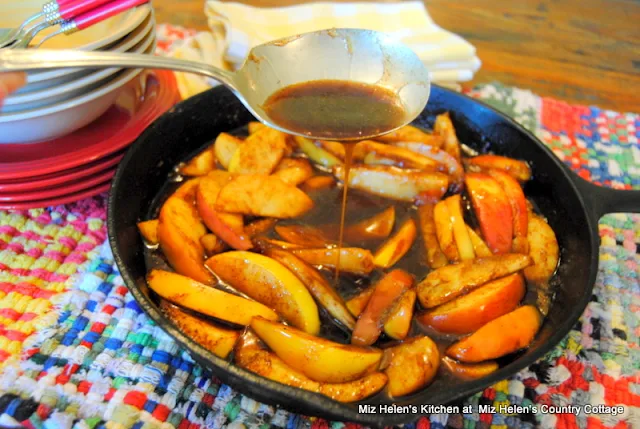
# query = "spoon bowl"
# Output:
<box><xmin>0</xmin><ymin>28</ymin><xmax>430</xmax><ymax>140</ymax></box>
<box><xmin>233</xmin><ymin>28</ymin><xmax>431</xmax><ymax>140</ymax></box>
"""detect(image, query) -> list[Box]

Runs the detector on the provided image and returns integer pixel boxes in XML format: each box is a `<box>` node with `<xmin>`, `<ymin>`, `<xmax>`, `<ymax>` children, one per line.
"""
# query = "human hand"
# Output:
<box><xmin>0</xmin><ymin>72</ymin><xmax>27</xmax><ymax>105</ymax></box>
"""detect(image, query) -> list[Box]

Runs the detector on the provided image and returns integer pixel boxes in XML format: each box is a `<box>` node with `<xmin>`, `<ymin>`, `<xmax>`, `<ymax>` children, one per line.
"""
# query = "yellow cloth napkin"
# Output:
<box><xmin>171</xmin><ymin>1</ymin><xmax>481</xmax><ymax>99</ymax></box>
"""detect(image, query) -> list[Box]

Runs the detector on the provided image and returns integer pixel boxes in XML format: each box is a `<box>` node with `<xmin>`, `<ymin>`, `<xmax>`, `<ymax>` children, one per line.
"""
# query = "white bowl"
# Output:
<box><xmin>2</xmin><ymin>17</ymin><xmax>156</xmax><ymax>113</ymax></box>
<box><xmin>14</xmin><ymin>13</ymin><xmax>155</xmax><ymax>94</ymax></box>
<box><xmin>0</xmin><ymin>40</ymin><xmax>156</xmax><ymax>144</ymax></box>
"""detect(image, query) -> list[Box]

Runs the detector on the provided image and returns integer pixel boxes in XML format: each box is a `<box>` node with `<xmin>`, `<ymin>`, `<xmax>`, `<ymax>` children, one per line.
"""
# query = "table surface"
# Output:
<box><xmin>152</xmin><ymin>0</ymin><xmax>640</xmax><ymax>113</ymax></box>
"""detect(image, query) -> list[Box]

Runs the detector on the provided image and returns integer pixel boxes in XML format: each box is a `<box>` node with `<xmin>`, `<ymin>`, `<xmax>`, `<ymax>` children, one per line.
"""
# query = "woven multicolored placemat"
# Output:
<box><xmin>0</xmin><ymin>25</ymin><xmax>638</xmax><ymax>429</ymax></box>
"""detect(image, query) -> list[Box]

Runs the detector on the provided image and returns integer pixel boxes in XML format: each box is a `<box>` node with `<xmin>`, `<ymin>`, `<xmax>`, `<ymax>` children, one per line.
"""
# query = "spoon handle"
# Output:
<box><xmin>0</xmin><ymin>49</ymin><xmax>237</xmax><ymax>88</ymax></box>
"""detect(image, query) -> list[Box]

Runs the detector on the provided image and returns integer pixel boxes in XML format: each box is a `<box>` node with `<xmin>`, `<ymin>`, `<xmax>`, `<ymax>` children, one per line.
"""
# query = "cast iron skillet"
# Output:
<box><xmin>107</xmin><ymin>85</ymin><xmax>640</xmax><ymax>427</ymax></box>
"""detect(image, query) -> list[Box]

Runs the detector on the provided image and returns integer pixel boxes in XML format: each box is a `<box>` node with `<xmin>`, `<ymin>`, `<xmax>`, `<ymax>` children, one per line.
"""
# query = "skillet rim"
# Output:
<box><xmin>107</xmin><ymin>84</ymin><xmax>599</xmax><ymax>427</ymax></box>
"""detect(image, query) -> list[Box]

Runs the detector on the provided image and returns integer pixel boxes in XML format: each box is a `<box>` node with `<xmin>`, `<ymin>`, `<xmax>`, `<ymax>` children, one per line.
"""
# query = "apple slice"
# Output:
<box><xmin>384</xmin><ymin>336</ymin><xmax>440</xmax><ymax>397</ymax></box>
<box><xmin>416</xmin><ymin>253</ymin><xmax>532</xmax><ymax>308</ymax></box>
<box><xmin>465</xmin><ymin>172</ymin><xmax>513</xmax><ymax>254</ymax></box>
<box><xmin>253</xmin><ymin>237</ymin><xmax>305</xmax><ymax>250</ymax></box>
<box><xmin>524</xmin><ymin>214</ymin><xmax>559</xmax><ymax>285</ymax></box>
<box><xmin>373</xmin><ymin>218</ymin><xmax>417</xmax><ymax>269</ymax></box>
<box><xmin>344</xmin><ymin>206</ymin><xmax>395</xmax><ymax>242</ymax></box>
<box><xmin>319</xmin><ymin>207</ymin><xmax>396</xmax><ymax>244</ymax></box>
<box><xmin>446</xmin><ymin>195</ymin><xmax>475</xmax><ymax>261</ymax></box>
<box><xmin>275</xmin><ymin>224</ymin><xmax>334</xmax><ymax>248</ymax></box>
<box><xmin>417</xmin><ymin>204</ymin><xmax>448</xmax><ymax>269</ymax></box>
<box><xmin>358</xmin><ymin>140</ymin><xmax>439</xmax><ymax>170</ymax></box>
<box><xmin>180</xmin><ymin>146</ymin><xmax>216</xmax><ymax>176</ymax></box>
<box><xmin>294</xmin><ymin>136</ymin><xmax>342</xmax><ymax>168</ymax></box>
<box><xmin>215</xmin><ymin>175</ymin><xmax>314</xmax><ymax>218</ymax></box>
<box><xmin>291</xmin><ymin>248</ymin><xmax>375</xmax><ymax>276</ymax></box>
<box><xmin>442</xmin><ymin>357</ymin><xmax>499</xmax><ymax>380</ymax></box>
<box><xmin>214</xmin><ymin>132</ymin><xmax>243</xmax><ymax>169</ymax></box>
<box><xmin>171</xmin><ymin>177</ymin><xmax>202</xmax><ymax>199</ymax></box>
<box><xmin>333</xmin><ymin>165</ymin><xmax>449</xmax><ymax>202</ymax></box>
<box><xmin>197</xmin><ymin>173</ymin><xmax>252</xmax><ymax>250</ymax></box>
<box><xmin>434</xmin><ymin>112</ymin><xmax>461</xmax><ymax>163</ymax></box>
<box><xmin>147</xmin><ymin>270</ymin><xmax>277</xmax><ymax>325</ymax></box>
<box><xmin>315</xmin><ymin>140</ymin><xmax>349</xmax><ymax>160</ymax></box>
<box><xmin>160</xmin><ymin>300</ymin><xmax>239</xmax><ymax>358</ymax></box>
<box><xmin>157</xmin><ymin>183</ymin><xmax>213</xmax><ymax>285</ymax></box>
<box><xmin>273</xmin><ymin>158</ymin><xmax>314</xmax><ymax>186</ymax></box>
<box><xmin>251</xmin><ymin>317</ymin><xmax>381</xmax><ymax>382</ymax></box>
<box><xmin>248</xmin><ymin>121</ymin><xmax>265</xmax><ymax>134</ymax></box>
<box><xmin>383</xmin><ymin>288</ymin><xmax>417</xmax><ymax>340</ymax></box>
<box><xmin>465</xmin><ymin>155</ymin><xmax>532</xmax><ymax>182</ymax></box>
<box><xmin>301</xmin><ymin>176</ymin><xmax>336</xmax><ymax>192</ymax></box>
<box><xmin>200</xmin><ymin>233</ymin><xmax>226</xmax><ymax>256</ymax></box>
<box><xmin>391</xmin><ymin>142</ymin><xmax>464</xmax><ymax>191</ymax></box>
<box><xmin>234</xmin><ymin>332</ymin><xmax>387</xmax><ymax>402</ymax></box>
<box><xmin>346</xmin><ymin>286</ymin><xmax>376</xmax><ymax>317</ymax></box>
<box><xmin>244</xmin><ymin>218</ymin><xmax>278</xmax><ymax>237</ymax></box>
<box><xmin>489</xmin><ymin>169</ymin><xmax>529</xmax><ymax>254</ymax></box>
<box><xmin>352</xmin><ymin>270</ymin><xmax>414</xmax><ymax>346</ymax></box>
<box><xmin>433</xmin><ymin>200</ymin><xmax>460</xmax><ymax>262</ymax></box>
<box><xmin>228</xmin><ymin>126</ymin><xmax>288</xmax><ymax>174</ymax></box>
<box><xmin>265</xmin><ymin>248</ymin><xmax>356</xmax><ymax>330</ymax></box>
<box><xmin>374</xmin><ymin>125</ymin><xmax>444</xmax><ymax>148</ymax></box>
<box><xmin>446</xmin><ymin>305</ymin><xmax>542</xmax><ymax>363</ymax></box>
<box><xmin>466</xmin><ymin>226</ymin><xmax>493</xmax><ymax>257</ymax></box>
<box><xmin>418</xmin><ymin>273</ymin><xmax>525</xmax><ymax>334</ymax></box>
<box><xmin>206</xmin><ymin>251</ymin><xmax>320</xmax><ymax>334</ymax></box>
<box><xmin>137</xmin><ymin>219</ymin><xmax>159</xmax><ymax>245</ymax></box>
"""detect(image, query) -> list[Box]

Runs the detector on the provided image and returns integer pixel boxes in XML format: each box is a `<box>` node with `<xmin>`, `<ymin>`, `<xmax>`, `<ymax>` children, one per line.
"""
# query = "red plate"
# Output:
<box><xmin>0</xmin><ymin>150</ymin><xmax>124</xmax><ymax>192</ymax></box>
<box><xmin>0</xmin><ymin>69</ymin><xmax>179</xmax><ymax>180</ymax></box>
<box><xmin>0</xmin><ymin>181</ymin><xmax>112</xmax><ymax>210</ymax></box>
<box><xmin>0</xmin><ymin>167</ymin><xmax>116</xmax><ymax>202</ymax></box>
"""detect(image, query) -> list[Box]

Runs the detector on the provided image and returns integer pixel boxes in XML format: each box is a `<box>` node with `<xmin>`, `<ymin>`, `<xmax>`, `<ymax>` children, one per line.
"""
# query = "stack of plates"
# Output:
<box><xmin>0</xmin><ymin>69</ymin><xmax>179</xmax><ymax>209</ymax></box>
<box><xmin>0</xmin><ymin>2</ymin><xmax>182</xmax><ymax>208</ymax></box>
<box><xmin>0</xmin><ymin>0</ymin><xmax>155</xmax><ymax>144</ymax></box>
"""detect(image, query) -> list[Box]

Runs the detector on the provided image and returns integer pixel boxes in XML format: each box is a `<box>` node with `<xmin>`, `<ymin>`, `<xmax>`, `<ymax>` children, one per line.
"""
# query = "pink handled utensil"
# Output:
<box><xmin>56</xmin><ymin>0</ymin><xmax>114</xmax><ymax>20</ymax></box>
<box><xmin>12</xmin><ymin>0</ymin><xmax>150</xmax><ymax>49</ymax></box>
<box><xmin>64</xmin><ymin>0</ymin><xmax>150</xmax><ymax>32</ymax></box>
<box><xmin>0</xmin><ymin>0</ymin><xmax>70</xmax><ymax>49</ymax></box>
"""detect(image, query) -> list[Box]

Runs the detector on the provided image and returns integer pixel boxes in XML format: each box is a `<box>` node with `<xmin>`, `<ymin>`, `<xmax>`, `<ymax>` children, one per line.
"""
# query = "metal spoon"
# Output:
<box><xmin>0</xmin><ymin>28</ymin><xmax>430</xmax><ymax>140</ymax></box>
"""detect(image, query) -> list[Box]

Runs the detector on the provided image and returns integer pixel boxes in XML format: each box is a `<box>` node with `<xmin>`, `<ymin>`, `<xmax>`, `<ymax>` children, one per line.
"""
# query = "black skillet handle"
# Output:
<box><xmin>569</xmin><ymin>170</ymin><xmax>640</xmax><ymax>221</ymax></box>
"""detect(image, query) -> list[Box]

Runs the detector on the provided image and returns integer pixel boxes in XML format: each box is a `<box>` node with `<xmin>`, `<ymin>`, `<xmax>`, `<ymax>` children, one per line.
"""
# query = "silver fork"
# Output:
<box><xmin>0</xmin><ymin>0</ymin><xmax>64</xmax><ymax>49</ymax></box>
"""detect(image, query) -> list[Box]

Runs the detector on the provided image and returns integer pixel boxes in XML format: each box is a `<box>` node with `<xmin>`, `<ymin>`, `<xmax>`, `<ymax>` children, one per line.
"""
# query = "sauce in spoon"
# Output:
<box><xmin>262</xmin><ymin>80</ymin><xmax>407</xmax><ymax>141</ymax></box>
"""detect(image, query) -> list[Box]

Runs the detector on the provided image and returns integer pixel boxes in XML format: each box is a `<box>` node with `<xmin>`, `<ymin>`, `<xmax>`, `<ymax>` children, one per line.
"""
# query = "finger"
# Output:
<box><xmin>0</xmin><ymin>72</ymin><xmax>27</xmax><ymax>100</ymax></box>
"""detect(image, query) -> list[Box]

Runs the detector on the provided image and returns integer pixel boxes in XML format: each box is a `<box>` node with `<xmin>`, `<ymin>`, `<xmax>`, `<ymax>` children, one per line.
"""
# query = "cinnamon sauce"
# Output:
<box><xmin>335</xmin><ymin>142</ymin><xmax>356</xmax><ymax>280</ymax></box>
<box><xmin>263</xmin><ymin>80</ymin><xmax>407</xmax><ymax>279</ymax></box>
<box><xmin>263</xmin><ymin>80</ymin><xmax>406</xmax><ymax>141</ymax></box>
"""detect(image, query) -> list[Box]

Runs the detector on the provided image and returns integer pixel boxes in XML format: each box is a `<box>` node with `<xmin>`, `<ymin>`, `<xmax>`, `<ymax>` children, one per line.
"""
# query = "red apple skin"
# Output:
<box><xmin>465</xmin><ymin>173</ymin><xmax>513</xmax><ymax>254</ymax></box>
<box><xmin>418</xmin><ymin>273</ymin><xmax>525</xmax><ymax>335</ymax></box>
<box><xmin>488</xmin><ymin>169</ymin><xmax>529</xmax><ymax>254</ymax></box>
<box><xmin>196</xmin><ymin>180</ymin><xmax>253</xmax><ymax>251</ymax></box>
<box><xmin>442</xmin><ymin>357</ymin><xmax>499</xmax><ymax>380</ymax></box>
<box><xmin>446</xmin><ymin>305</ymin><xmax>542</xmax><ymax>363</ymax></box>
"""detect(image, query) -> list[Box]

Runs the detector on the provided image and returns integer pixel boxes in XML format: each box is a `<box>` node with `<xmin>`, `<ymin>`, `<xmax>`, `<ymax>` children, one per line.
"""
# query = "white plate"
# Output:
<box><xmin>0</xmin><ymin>39</ymin><xmax>156</xmax><ymax>144</ymax></box>
<box><xmin>3</xmin><ymin>16</ymin><xmax>155</xmax><ymax>111</ymax></box>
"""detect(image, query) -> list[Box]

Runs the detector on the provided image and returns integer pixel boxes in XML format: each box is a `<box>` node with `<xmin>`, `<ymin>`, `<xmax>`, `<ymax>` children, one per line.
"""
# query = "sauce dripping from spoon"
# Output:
<box><xmin>263</xmin><ymin>79</ymin><xmax>407</xmax><ymax>280</ymax></box>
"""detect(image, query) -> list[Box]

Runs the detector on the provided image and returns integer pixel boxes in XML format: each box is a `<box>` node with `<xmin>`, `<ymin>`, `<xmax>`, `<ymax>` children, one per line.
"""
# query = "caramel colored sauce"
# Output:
<box><xmin>262</xmin><ymin>80</ymin><xmax>406</xmax><ymax>141</ymax></box>
<box><xmin>264</xmin><ymin>79</ymin><xmax>407</xmax><ymax>280</ymax></box>
<box><xmin>335</xmin><ymin>142</ymin><xmax>356</xmax><ymax>281</ymax></box>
